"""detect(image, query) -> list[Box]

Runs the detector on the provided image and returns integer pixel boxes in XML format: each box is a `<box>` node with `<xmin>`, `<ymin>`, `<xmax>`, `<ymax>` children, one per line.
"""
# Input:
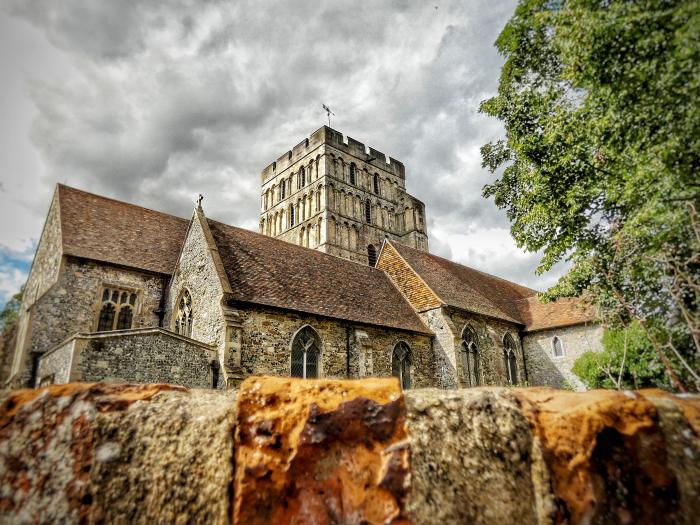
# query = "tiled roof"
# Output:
<box><xmin>57</xmin><ymin>185</ymin><xmax>190</xmax><ymax>275</ymax></box>
<box><xmin>516</xmin><ymin>296</ymin><xmax>595</xmax><ymax>332</ymax></box>
<box><xmin>387</xmin><ymin>241</ymin><xmax>536</xmax><ymax>323</ymax></box>
<box><xmin>207</xmin><ymin>220</ymin><xmax>431</xmax><ymax>334</ymax></box>
<box><xmin>387</xmin><ymin>240</ymin><xmax>593</xmax><ymax>330</ymax></box>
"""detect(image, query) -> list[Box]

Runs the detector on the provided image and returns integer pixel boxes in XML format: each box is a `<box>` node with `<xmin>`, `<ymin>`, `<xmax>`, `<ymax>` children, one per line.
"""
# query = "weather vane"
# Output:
<box><xmin>322</xmin><ymin>104</ymin><xmax>335</xmax><ymax>127</ymax></box>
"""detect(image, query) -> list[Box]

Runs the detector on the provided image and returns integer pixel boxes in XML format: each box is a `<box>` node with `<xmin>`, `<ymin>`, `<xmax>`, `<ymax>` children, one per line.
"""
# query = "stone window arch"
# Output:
<box><xmin>461</xmin><ymin>324</ymin><xmax>480</xmax><ymax>387</ymax></box>
<box><xmin>365</xmin><ymin>200</ymin><xmax>372</xmax><ymax>223</ymax></box>
<box><xmin>367</xmin><ymin>244</ymin><xmax>377</xmax><ymax>266</ymax></box>
<box><xmin>503</xmin><ymin>333</ymin><xmax>518</xmax><ymax>385</ymax></box>
<box><xmin>392</xmin><ymin>342</ymin><xmax>412</xmax><ymax>389</ymax></box>
<box><xmin>97</xmin><ymin>287</ymin><xmax>137</xmax><ymax>332</ymax></box>
<box><xmin>291</xmin><ymin>325</ymin><xmax>321</xmax><ymax>379</ymax></box>
<box><xmin>373</xmin><ymin>173</ymin><xmax>380</xmax><ymax>195</ymax></box>
<box><xmin>175</xmin><ymin>289</ymin><xmax>193</xmax><ymax>338</ymax></box>
<box><xmin>552</xmin><ymin>336</ymin><xmax>565</xmax><ymax>357</ymax></box>
<box><xmin>350</xmin><ymin>163</ymin><xmax>357</xmax><ymax>185</ymax></box>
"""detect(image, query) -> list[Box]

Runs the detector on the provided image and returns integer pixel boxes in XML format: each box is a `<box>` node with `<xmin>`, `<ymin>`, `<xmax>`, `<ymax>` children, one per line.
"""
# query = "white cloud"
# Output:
<box><xmin>0</xmin><ymin>0</ymin><xmax>570</xmax><ymax>293</ymax></box>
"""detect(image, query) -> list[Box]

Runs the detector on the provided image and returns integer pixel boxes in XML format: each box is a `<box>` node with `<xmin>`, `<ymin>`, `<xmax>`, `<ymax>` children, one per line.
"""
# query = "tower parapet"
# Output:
<box><xmin>259</xmin><ymin>126</ymin><xmax>428</xmax><ymax>265</ymax></box>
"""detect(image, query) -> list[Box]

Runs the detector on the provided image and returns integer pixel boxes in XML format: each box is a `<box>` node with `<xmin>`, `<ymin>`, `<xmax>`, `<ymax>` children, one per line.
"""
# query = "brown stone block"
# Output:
<box><xmin>0</xmin><ymin>382</ymin><xmax>236</xmax><ymax>525</ymax></box>
<box><xmin>512</xmin><ymin>387</ymin><xmax>699</xmax><ymax>525</ymax></box>
<box><xmin>233</xmin><ymin>376</ymin><xmax>409</xmax><ymax>525</ymax></box>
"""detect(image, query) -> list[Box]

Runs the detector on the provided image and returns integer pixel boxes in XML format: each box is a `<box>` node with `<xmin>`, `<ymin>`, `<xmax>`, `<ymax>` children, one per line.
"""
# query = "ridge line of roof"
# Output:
<box><xmin>57</xmin><ymin>183</ymin><xmax>189</xmax><ymax>223</ymax></box>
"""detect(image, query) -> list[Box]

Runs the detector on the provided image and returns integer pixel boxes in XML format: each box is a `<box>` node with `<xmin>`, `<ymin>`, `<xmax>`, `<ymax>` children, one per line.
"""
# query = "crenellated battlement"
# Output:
<box><xmin>261</xmin><ymin>126</ymin><xmax>405</xmax><ymax>182</ymax></box>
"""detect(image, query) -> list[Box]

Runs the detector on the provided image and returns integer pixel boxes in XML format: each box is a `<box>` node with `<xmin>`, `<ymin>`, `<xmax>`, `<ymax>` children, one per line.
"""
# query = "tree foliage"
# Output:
<box><xmin>0</xmin><ymin>290</ymin><xmax>22</xmax><ymax>336</ymax></box>
<box><xmin>573</xmin><ymin>322</ymin><xmax>668</xmax><ymax>389</ymax></box>
<box><xmin>481</xmin><ymin>0</ymin><xmax>700</xmax><ymax>390</ymax></box>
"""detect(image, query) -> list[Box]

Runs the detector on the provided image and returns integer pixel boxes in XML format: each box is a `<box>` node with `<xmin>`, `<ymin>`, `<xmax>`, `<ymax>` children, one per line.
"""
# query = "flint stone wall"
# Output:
<box><xmin>36</xmin><ymin>329</ymin><xmax>216</xmax><ymax>388</ymax></box>
<box><xmin>524</xmin><ymin>323</ymin><xmax>604</xmax><ymax>390</ymax></box>
<box><xmin>421</xmin><ymin>306</ymin><xmax>527</xmax><ymax>389</ymax></box>
<box><xmin>237</xmin><ymin>305</ymin><xmax>435</xmax><ymax>387</ymax></box>
<box><xmin>1</xmin><ymin>380</ymin><xmax>698</xmax><ymax>525</ymax></box>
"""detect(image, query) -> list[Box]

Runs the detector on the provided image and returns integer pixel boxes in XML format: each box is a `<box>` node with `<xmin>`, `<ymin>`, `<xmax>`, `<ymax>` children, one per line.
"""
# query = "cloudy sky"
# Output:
<box><xmin>0</xmin><ymin>0</ymin><xmax>569</xmax><ymax>309</ymax></box>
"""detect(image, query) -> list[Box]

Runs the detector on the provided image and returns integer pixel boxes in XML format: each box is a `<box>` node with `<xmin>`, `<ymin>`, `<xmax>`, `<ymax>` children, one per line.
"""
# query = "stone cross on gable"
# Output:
<box><xmin>197</xmin><ymin>194</ymin><xmax>204</xmax><ymax>208</ymax></box>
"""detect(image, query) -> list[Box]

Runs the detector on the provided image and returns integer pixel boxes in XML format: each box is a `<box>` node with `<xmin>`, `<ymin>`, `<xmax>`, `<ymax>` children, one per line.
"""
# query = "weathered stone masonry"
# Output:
<box><xmin>235</xmin><ymin>305</ymin><xmax>434</xmax><ymax>387</ymax></box>
<box><xmin>1</xmin><ymin>379</ymin><xmax>698</xmax><ymax>524</ymax></box>
<box><xmin>36</xmin><ymin>329</ymin><xmax>216</xmax><ymax>388</ymax></box>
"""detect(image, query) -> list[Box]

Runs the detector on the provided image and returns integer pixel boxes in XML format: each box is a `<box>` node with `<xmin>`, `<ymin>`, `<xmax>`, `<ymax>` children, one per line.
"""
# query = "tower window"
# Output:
<box><xmin>290</xmin><ymin>204</ymin><xmax>296</xmax><ymax>227</ymax></box>
<box><xmin>280</xmin><ymin>180</ymin><xmax>286</xmax><ymax>200</ymax></box>
<box><xmin>96</xmin><ymin>287</ymin><xmax>137</xmax><ymax>331</ymax></box>
<box><xmin>350</xmin><ymin>163</ymin><xmax>356</xmax><ymax>185</ymax></box>
<box><xmin>367</xmin><ymin>244</ymin><xmax>377</xmax><ymax>266</ymax></box>
<box><xmin>365</xmin><ymin>200</ymin><xmax>372</xmax><ymax>223</ymax></box>
<box><xmin>291</xmin><ymin>326</ymin><xmax>321</xmax><ymax>379</ymax></box>
<box><xmin>373</xmin><ymin>174</ymin><xmax>380</xmax><ymax>194</ymax></box>
<box><xmin>300</xmin><ymin>167</ymin><xmax>306</xmax><ymax>188</ymax></box>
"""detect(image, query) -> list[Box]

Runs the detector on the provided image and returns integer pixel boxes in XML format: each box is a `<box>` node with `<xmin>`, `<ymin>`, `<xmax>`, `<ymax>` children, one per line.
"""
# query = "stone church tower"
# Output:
<box><xmin>259</xmin><ymin>126</ymin><xmax>429</xmax><ymax>265</ymax></box>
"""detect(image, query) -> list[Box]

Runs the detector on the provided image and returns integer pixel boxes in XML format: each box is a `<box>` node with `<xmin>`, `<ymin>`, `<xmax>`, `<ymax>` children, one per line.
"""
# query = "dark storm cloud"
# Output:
<box><xmin>1</xmin><ymin>0</ymin><xmax>569</xmax><ymax>298</ymax></box>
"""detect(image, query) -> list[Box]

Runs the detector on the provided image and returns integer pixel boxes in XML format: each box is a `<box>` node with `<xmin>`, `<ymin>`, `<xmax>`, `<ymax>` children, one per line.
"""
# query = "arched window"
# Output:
<box><xmin>503</xmin><ymin>333</ymin><xmax>518</xmax><ymax>385</ymax></box>
<box><xmin>552</xmin><ymin>336</ymin><xmax>565</xmax><ymax>357</ymax></box>
<box><xmin>300</xmin><ymin>167</ymin><xmax>306</xmax><ymax>188</ymax></box>
<box><xmin>290</xmin><ymin>204</ymin><xmax>296</xmax><ymax>227</ymax></box>
<box><xmin>392</xmin><ymin>342</ymin><xmax>412</xmax><ymax>389</ymax></box>
<box><xmin>291</xmin><ymin>326</ymin><xmax>320</xmax><ymax>379</ymax></box>
<box><xmin>280</xmin><ymin>179</ymin><xmax>286</xmax><ymax>200</ymax></box>
<box><xmin>116</xmin><ymin>306</ymin><xmax>133</xmax><ymax>330</ymax></box>
<box><xmin>461</xmin><ymin>325</ymin><xmax>480</xmax><ymax>387</ymax></box>
<box><xmin>97</xmin><ymin>287</ymin><xmax>137</xmax><ymax>331</ymax></box>
<box><xmin>373</xmin><ymin>174</ymin><xmax>380</xmax><ymax>194</ymax></box>
<box><xmin>175</xmin><ymin>290</ymin><xmax>193</xmax><ymax>338</ymax></box>
<box><xmin>365</xmin><ymin>200</ymin><xmax>372</xmax><ymax>223</ymax></box>
<box><xmin>367</xmin><ymin>244</ymin><xmax>377</xmax><ymax>266</ymax></box>
<box><xmin>349</xmin><ymin>163</ymin><xmax>356</xmax><ymax>185</ymax></box>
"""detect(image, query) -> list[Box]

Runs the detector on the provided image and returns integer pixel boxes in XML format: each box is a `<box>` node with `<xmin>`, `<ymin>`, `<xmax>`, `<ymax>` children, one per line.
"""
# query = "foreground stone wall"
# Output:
<box><xmin>1</xmin><ymin>379</ymin><xmax>698</xmax><ymax>524</ymax></box>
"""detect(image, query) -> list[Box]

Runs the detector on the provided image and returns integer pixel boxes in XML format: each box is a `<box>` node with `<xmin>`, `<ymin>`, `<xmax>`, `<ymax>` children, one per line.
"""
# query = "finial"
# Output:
<box><xmin>322</xmin><ymin>104</ymin><xmax>335</xmax><ymax>127</ymax></box>
<box><xmin>197</xmin><ymin>193</ymin><xmax>204</xmax><ymax>208</ymax></box>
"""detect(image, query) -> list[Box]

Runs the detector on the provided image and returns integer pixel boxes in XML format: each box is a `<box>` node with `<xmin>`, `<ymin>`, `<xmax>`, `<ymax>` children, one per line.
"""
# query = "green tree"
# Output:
<box><xmin>0</xmin><ymin>290</ymin><xmax>22</xmax><ymax>335</ymax></box>
<box><xmin>480</xmin><ymin>0</ymin><xmax>700</xmax><ymax>390</ymax></box>
<box><xmin>573</xmin><ymin>322</ymin><xmax>668</xmax><ymax>389</ymax></box>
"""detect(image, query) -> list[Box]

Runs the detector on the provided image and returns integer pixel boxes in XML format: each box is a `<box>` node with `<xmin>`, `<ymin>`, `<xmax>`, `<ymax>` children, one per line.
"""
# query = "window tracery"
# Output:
<box><xmin>175</xmin><ymin>289</ymin><xmax>193</xmax><ymax>338</ymax></box>
<box><xmin>97</xmin><ymin>287</ymin><xmax>137</xmax><ymax>332</ymax></box>
<box><xmin>461</xmin><ymin>325</ymin><xmax>481</xmax><ymax>387</ymax></box>
<box><xmin>291</xmin><ymin>326</ymin><xmax>320</xmax><ymax>379</ymax></box>
<box><xmin>503</xmin><ymin>333</ymin><xmax>518</xmax><ymax>385</ymax></box>
<box><xmin>392</xmin><ymin>342</ymin><xmax>412</xmax><ymax>389</ymax></box>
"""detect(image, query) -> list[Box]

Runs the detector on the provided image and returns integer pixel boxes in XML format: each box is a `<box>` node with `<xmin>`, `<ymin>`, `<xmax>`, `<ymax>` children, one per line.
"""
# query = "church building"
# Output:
<box><xmin>6</xmin><ymin>126</ymin><xmax>602</xmax><ymax>391</ymax></box>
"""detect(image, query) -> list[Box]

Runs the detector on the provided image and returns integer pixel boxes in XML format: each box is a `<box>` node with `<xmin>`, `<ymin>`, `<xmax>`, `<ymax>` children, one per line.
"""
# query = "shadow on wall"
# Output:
<box><xmin>527</xmin><ymin>350</ymin><xmax>570</xmax><ymax>389</ymax></box>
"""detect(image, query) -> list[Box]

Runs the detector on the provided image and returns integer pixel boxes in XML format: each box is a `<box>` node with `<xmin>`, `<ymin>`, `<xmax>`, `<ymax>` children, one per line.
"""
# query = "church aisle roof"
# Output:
<box><xmin>57</xmin><ymin>185</ymin><xmax>190</xmax><ymax>275</ymax></box>
<box><xmin>386</xmin><ymin>240</ymin><xmax>594</xmax><ymax>331</ymax></box>
<box><xmin>207</xmin><ymin>220</ymin><xmax>431</xmax><ymax>334</ymax></box>
<box><xmin>515</xmin><ymin>295</ymin><xmax>596</xmax><ymax>332</ymax></box>
<box><xmin>387</xmin><ymin>240</ymin><xmax>536</xmax><ymax>323</ymax></box>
